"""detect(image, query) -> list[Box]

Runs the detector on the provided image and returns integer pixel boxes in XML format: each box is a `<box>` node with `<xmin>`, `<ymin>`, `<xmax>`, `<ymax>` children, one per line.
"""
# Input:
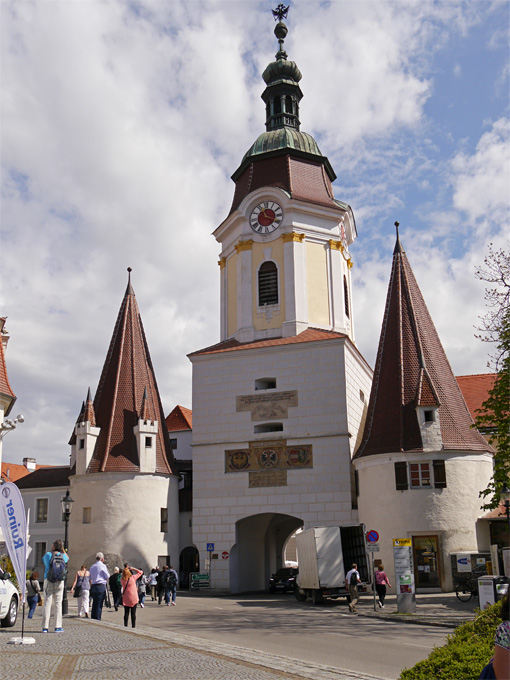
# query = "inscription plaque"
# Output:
<box><xmin>236</xmin><ymin>390</ymin><xmax>298</xmax><ymax>421</ymax></box>
<box><xmin>249</xmin><ymin>470</ymin><xmax>287</xmax><ymax>488</ymax></box>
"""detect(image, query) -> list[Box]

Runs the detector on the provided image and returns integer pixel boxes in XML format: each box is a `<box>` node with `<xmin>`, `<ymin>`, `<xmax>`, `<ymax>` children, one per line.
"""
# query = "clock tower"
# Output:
<box><xmin>215</xmin><ymin>11</ymin><xmax>356</xmax><ymax>344</ymax></box>
<box><xmin>190</xmin><ymin>6</ymin><xmax>372</xmax><ymax>594</ymax></box>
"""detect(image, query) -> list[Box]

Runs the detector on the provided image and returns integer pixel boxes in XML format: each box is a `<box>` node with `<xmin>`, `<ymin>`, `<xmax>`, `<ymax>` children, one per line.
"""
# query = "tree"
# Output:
<box><xmin>474</xmin><ymin>243</ymin><xmax>509</xmax><ymax>509</ymax></box>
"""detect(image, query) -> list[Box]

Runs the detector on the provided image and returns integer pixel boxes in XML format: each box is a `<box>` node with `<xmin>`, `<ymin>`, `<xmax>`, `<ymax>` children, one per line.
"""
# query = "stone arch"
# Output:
<box><xmin>230</xmin><ymin>512</ymin><xmax>303</xmax><ymax>593</ymax></box>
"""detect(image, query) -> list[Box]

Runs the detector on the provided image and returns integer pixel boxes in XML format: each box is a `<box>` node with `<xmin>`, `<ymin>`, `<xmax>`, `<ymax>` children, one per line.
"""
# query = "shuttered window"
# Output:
<box><xmin>394</xmin><ymin>462</ymin><xmax>408</xmax><ymax>490</ymax></box>
<box><xmin>258</xmin><ymin>262</ymin><xmax>278</xmax><ymax>306</ymax></box>
<box><xmin>433</xmin><ymin>460</ymin><xmax>447</xmax><ymax>488</ymax></box>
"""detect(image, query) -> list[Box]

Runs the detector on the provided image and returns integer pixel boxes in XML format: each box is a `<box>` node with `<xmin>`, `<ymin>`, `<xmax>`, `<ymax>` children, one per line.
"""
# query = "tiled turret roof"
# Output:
<box><xmin>355</xmin><ymin>236</ymin><xmax>493</xmax><ymax>458</ymax></box>
<box><xmin>86</xmin><ymin>274</ymin><xmax>178</xmax><ymax>475</ymax></box>
<box><xmin>0</xmin><ymin>318</ymin><xmax>16</xmax><ymax>416</ymax></box>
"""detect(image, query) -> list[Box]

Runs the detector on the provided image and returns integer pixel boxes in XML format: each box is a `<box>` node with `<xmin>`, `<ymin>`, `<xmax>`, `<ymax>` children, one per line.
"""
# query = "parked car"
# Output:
<box><xmin>0</xmin><ymin>567</ymin><xmax>19</xmax><ymax>627</ymax></box>
<box><xmin>269</xmin><ymin>567</ymin><xmax>298</xmax><ymax>593</ymax></box>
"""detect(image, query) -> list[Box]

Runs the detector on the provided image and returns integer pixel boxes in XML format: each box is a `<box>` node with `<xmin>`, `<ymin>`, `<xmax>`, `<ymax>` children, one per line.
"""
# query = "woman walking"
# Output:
<box><xmin>26</xmin><ymin>571</ymin><xmax>41</xmax><ymax>619</ymax></box>
<box><xmin>121</xmin><ymin>565</ymin><xmax>143</xmax><ymax>628</ymax></box>
<box><xmin>71</xmin><ymin>565</ymin><xmax>91</xmax><ymax>618</ymax></box>
<box><xmin>374</xmin><ymin>564</ymin><xmax>391</xmax><ymax>608</ymax></box>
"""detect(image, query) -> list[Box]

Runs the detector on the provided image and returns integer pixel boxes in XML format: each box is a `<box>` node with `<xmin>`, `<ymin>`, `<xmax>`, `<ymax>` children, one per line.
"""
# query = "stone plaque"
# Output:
<box><xmin>236</xmin><ymin>390</ymin><xmax>298</xmax><ymax>421</ymax></box>
<box><xmin>249</xmin><ymin>470</ymin><xmax>287</xmax><ymax>488</ymax></box>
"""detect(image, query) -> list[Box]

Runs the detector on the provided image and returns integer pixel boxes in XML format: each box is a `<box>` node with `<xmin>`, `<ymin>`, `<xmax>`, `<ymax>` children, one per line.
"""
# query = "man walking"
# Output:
<box><xmin>89</xmin><ymin>551</ymin><xmax>110</xmax><ymax>620</ymax></box>
<box><xmin>345</xmin><ymin>563</ymin><xmax>361</xmax><ymax>613</ymax></box>
<box><xmin>165</xmin><ymin>565</ymin><xmax>179</xmax><ymax>606</ymax></box>
<box><xmin>41</xmin><ymin>539</ymin><xmax>69</xmax><ymax>633</ymax></box>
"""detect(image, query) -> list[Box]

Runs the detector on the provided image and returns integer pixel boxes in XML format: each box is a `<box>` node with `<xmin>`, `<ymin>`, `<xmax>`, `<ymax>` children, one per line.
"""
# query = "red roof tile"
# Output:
<box><xmin>165</xmin><ymin>405</ymin><xmax>192</xmax><ymax>431</ymax></box>
<box><xmin>482</xmin><ymin>503</ymin><xmax>508</xmax><ymax>520</ymax></box>
<box><xmin>86</xmin><ymin>277</ymin><xmax>178</xmax><ymax>475</ymax></box>
<box><xmin>2</xmin><ymin>462</ymin><xmax>56</xmax><ymax>483</ymax></box>
<box><xmin>0</xmin><ymin>318</ymin><xmax>16</xmax><ymax>416</ymax></box>
<box><xmin>189</xmin><ymin>328</ymin><xmax>348</xmax><ymax>357</ymax></box>
<box><xmin>456</xmin><ymin>374</ymin><xmax>497</xmax><ymax>422</ymax></box>
<box><xmin>355</xmin><ymin>238</ymin><xmax>493</xmax><ymax>458</ymax></box>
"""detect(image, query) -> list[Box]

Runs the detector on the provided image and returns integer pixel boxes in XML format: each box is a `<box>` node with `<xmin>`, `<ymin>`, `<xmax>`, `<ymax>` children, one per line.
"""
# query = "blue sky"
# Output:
<box><xmin>1</xmin><ymin>0</ymin><xmax>509</xmax><ymax>465</ymax></box>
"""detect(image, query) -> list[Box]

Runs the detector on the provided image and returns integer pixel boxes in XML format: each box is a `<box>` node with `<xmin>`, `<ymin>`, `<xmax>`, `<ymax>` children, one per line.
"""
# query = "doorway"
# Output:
<box><xmin>413</xmin><ymin>535</ymin><xmax>440</xmax><ymax>589</ymax></box>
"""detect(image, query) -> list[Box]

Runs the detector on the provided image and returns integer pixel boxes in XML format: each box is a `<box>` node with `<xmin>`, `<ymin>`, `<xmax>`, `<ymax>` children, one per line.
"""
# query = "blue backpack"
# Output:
<box><xmin>47</xmin><ymin>551</ymin><xmax>67</xmax><ymax>582</ymax></box>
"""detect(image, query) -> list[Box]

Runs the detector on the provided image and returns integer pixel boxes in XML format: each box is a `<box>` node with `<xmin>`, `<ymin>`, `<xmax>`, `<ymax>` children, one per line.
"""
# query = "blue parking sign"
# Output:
<box><xmin>207</xmin><ymin>543</ymin><xmax>214</xmax><ymax>552</ymax></box>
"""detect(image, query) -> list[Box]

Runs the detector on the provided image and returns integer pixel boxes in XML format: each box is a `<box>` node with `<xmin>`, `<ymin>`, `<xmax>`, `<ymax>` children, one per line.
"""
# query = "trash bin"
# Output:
<box><xmin>478</xmin><ymin>575</ymin><xmax>509</xmax><ymax>608</ymax></box>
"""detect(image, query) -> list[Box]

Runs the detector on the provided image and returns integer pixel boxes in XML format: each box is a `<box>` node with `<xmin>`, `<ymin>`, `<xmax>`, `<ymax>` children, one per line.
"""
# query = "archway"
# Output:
<box><xmin>230</xmin><ymin>513</ymin><xmax>303</xmax><ymax>593</ymax></box>
<box><xmin>179</xmin><ymin>545</ymin><xmax>199</xmax><ymax>590</ymax></box>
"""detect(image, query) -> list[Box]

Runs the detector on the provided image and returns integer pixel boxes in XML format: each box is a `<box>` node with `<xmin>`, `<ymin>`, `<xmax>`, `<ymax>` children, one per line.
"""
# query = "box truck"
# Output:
<box><xmin>295</xmin><ymin>525</ymin><xmax>369</xmax><ymax>604</ymax></box>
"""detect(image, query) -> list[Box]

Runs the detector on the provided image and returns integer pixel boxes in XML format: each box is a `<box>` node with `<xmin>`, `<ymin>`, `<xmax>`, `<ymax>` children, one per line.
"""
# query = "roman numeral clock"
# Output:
<box><xmin>250</xmin><ymin>201</ymin><xmax>283</xmax><ymax>234</ymax></box>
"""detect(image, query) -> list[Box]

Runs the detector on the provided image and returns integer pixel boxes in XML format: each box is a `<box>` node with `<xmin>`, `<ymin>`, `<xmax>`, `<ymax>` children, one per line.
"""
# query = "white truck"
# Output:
<box><xmin>294</xmin><ymin>525</ymin><xmax>369</xmax><ymax>604</ymax></box>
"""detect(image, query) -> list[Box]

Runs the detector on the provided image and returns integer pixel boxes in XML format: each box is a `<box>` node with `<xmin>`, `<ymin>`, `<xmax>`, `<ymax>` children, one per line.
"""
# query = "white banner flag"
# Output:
<box><xmin>0</xmin><ymin>482</ymin><xmax>28</xmax><ymax>602</ymax></box>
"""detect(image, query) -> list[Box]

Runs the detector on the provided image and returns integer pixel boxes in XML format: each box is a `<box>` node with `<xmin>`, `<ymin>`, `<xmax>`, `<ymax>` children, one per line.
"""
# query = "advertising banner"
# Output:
<box><xmin>0</xmin><ymin>482</ymin><xmax>28</xmax><ymax>602</ymax></box>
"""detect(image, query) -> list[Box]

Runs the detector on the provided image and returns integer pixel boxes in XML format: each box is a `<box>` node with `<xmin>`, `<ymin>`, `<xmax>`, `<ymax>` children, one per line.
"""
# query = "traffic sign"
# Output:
<box><xmin>222</xmin><ymin>551</ymin><xmax>229</xmax><ymax>560</ymax></box>
<box><xmin>367</xmin><ymin>543</ymin><xmax>380</xmax><ymax>552</ymax></box>
<box><xmin>190</xmin><ymin>573</ymin><xmax>210</xmax><ymax>589</ymax></box>
<box><xmin>366</xmin><ymin>530</ymin><xmax>379</xmax><ymax>543</ymax></box>
<box><xmin>206</xmin><ymin>543</ymin><xmax>214</xmax><ymax>551</ymax></box>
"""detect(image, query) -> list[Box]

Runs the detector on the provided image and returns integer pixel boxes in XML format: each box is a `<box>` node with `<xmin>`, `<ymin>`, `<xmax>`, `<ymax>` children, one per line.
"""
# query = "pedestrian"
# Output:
<box><xmin>149</xmin><ymin>568</ymin><xmax>158</xmax><ymax>600</ymax></box>
<box><xmin>138</xmin><ymin>571</ymin><xmax>147</xmax><ymax>608</ymax></box>
<box><xmin>157</xmin><ymin>566</ymin><xmax>167</xmax><ymax>605</ymax></box>
<box><xmin>374</xmin><ymin>564</ymin><xmax>391</xmax><ymax>609</ymax></box>
<box><xmin>89</xmin><ymin>551</ymin><xmax>110</xmax><ymax>620</ymax></box>
<box><xmin>479</xmin><ymin>593</ymin><xmax>509</xmax><ymax>679</ymax></box>
<box><xmin>26</xmin><ymin>571</ymin><xmax>41</xmax><ymax>619</ymax></box>
<box><xmin>345</xmin><ymin>563</ymin><xmax>361</xmax><ymax>613</ymax></box>
<box><xmin>41</xmin><ymin>539</ymin><xmax>69</xmax><ymax>632</ymax></box>
<box><xmin>121</xmin><ymin>565</ymin><xmax>143</xmax><ymax>628</ymax></box>
<box><xmin>109</xmin><ymin>567</ymin><xmax>122</xmax><ymax>611</ymax></box>
<box><xmin>165</xmin><ymin>565</ymin><xmax>179</xmax><ymax>606</ymax></box>
<box><xmin>70</xmin><ymin>565</ymin><xmax>90</xmax><ymax>618</ymax></box>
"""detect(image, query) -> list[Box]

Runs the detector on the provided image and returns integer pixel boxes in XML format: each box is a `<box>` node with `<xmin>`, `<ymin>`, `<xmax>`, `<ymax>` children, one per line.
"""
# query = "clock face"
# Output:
<box><xmin>250</xmin><ymin>201</ymin><xmax>283</xmax><ymax>234</ymax></box>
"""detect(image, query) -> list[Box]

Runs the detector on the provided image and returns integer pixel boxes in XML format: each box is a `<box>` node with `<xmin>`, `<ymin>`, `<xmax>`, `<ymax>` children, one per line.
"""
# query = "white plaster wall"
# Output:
<box><xmin>171</xmin><ymin>429</ymin><xmax>192</xmax><ymax>461</ymax></box>
<box><xmin>67</xmin><ymin>473</ymin><xmax>179</xmax><ymax>576</ymax></box>
<box><xmin>191</xmin><ymin>337</ymin><xmax>370</xmax><ymax>590</ymax></box>
<box><xmin>355</xmin><ymin>453</ymin><xmax>494</xmax><ymax>591</ymax></box>
<box><xmin>21</xmin><ymin>486</ymin><xmax>68</xmax><ymax>571</ymax></box>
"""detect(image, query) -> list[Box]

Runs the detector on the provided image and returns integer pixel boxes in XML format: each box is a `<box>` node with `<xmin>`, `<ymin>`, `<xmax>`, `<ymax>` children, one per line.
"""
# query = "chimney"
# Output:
<box><xmin>23</xmin><ymin>457</ymin><xmax>36</xmax><ymax>471</ymax></box>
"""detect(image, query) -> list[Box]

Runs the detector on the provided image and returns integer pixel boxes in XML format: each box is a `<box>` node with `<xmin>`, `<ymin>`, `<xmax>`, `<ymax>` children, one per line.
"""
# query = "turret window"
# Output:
<box><xmin>258</xmin><ymin>261</ymin><xmax>279</xmax><ymax>306</ymax></box>
<box><xmin>285</xmin><ymin>95</ymin><xmax>293</xmax><ymax>113</ymax></box>
<box><xmin>273</xmin><ymin>97</ymin><xmax>281</xmax><ymax>114</ymax></box>
<box><xmin>344</xmin><ymin>276</ymin><xmax>350</xmax><ymax>318</ymax></box>
<box><xmin>394</xmin><ymin>461</ymin><xmax>447</xmax><ymax>490</ymax></box>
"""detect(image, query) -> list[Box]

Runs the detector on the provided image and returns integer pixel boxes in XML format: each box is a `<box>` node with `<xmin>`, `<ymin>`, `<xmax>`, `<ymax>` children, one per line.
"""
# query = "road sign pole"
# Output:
<box><xmin>373</xmin><ymin>552</ymin><xmax>377</xmax><ymax>611</ymax></box>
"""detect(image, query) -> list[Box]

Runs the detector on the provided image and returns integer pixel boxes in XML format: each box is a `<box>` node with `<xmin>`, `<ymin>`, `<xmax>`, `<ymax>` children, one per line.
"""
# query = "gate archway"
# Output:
<box><xmin>230</xmin><ymin>513</ymin><xmax>303</xmax><ymax>593</ymax></box>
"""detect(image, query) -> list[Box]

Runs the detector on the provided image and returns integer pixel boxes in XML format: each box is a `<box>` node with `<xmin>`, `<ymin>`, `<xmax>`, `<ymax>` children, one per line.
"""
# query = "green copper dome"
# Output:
<box><xmin>262</xmin><ymin>59</ymin><xmax>302</xmax><ymax>86</ymax></box>
<box><xmin>242</xmin><ymin>128</ymin><xmax>323</xmax><ymax>163</ymax></box>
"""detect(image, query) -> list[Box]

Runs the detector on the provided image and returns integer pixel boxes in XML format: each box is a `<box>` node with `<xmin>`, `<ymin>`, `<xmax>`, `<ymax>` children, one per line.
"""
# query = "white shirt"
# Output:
<box><xmin>345</xmin><ymin>568</ymin><xmax>360</xmax><ymax>586</ymax></box>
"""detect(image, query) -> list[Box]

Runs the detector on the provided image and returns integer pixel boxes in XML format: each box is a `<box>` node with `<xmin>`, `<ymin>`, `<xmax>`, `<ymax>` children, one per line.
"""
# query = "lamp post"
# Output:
<box><xmin>61</xmin><ymin>490</ymin><xmax>74</xmax><ymax>616</ymax></box>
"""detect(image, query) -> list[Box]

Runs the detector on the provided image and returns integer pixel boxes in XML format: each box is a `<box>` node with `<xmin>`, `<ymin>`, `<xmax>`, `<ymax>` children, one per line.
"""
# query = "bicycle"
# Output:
<box><xmin>455</xmin><ymin>568</ymin><xmax>486</xmax><ymax>602</ymax></box>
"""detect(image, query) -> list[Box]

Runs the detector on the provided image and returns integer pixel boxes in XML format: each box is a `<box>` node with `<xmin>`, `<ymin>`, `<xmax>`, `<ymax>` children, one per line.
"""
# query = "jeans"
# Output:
<box><xmin>164</xmin><ymin>586</ymin><xmax>177</xmax><ymax>604</ymax></box>
<box><xmin>27</xmin><ymin>594</ymin><xmax>38</xmax><ymax>618</ymax></box>
<box><xmin>42</xmin><ymin>579</ymin><xmax>64</xmax><ymax>630</ymax></box>
<box><xmin>90</xmin><ymin>583</ymin><xmax>106</xmax><ymax>620</ymax></box>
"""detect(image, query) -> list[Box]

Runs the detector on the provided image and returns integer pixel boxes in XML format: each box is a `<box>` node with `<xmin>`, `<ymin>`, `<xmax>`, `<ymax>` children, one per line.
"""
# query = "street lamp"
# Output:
<box><xmin>61</xmin><ymin>490</ymin><xmax>74</xmax><ymax>616</ymax></box>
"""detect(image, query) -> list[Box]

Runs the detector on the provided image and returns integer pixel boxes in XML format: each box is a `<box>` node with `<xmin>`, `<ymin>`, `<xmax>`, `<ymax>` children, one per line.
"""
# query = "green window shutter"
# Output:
<box><xmin>433</xmin><ymin>460</ymin><xmax>447</xmax><ymax>488</ymax></box>
<box><xmin>394</xmin><ymin>462</ymin><xmax>408</xmax><ymax>490</ymax></box>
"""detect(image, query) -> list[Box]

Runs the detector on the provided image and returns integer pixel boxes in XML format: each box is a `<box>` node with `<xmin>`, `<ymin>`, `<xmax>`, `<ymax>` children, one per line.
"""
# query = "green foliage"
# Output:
<box><xmin>399</xmin><ymin>602</ymin><xmax>503</xmax><ymax>679</ymax></box>
<box><xmin>474</xmin><ymin>244</ymin><xmax>510</xmax><ymax>509</ymax></box>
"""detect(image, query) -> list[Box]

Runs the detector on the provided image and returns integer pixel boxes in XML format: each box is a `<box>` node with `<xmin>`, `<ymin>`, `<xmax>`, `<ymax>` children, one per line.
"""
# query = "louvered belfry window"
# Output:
<box><xmin>258</xmin><ymin>261</ymin><xmax>278</xmax><ymax>306</ymax></box>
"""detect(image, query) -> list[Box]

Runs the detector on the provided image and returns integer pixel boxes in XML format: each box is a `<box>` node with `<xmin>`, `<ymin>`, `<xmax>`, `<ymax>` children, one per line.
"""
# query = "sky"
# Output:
<box><xmin>1</xmin><ymin>0</ymin><xmax>509</xmax><ymax>466</ymax></box>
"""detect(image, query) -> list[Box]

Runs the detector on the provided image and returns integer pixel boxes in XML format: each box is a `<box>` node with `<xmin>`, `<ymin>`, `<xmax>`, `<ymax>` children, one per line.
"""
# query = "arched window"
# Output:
<box><xmin>285</xmin><ymin>95</ymin><xmax>293</xmax><ymax>113</ymax></box>
<box><xmin>273</xmin><ymin>97</ymin><xmax>281</xmax><ymax>114</ymax></box>
<box><xmin>258</xmin><ymin>261</ymin><xmax>278</xmax><ymax>306</ymax></box>
<box><xmin>344</xmin><ymin>275</ymin><xmax>350</xmax><ymax>318</ymax></box>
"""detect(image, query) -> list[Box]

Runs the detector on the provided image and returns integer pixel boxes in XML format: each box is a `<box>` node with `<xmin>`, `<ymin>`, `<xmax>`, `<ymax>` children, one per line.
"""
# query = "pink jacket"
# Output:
<box><xmin>121</xmin><ymin>569</ymin><xmax>142</xmax><ymax>607</ymax></box>
<box><xmin>375</xmin><ymin>570</ymin><xmax>390</xmax><ymax>586</ymax></box>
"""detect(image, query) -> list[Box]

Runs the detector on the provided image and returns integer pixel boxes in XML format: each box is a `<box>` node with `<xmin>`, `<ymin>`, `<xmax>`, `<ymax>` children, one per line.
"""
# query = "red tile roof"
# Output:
<box><xmin>165</xmin><ymin>405</ymin><xmax>192</xmax><ymax>431</ymax></box>
<box><xmin>355</xmin><ymin>237</ymin><xmax>493</xmax><ymax>459</ymax></box>
<box><xmin>482</xmin><ymin>503</ymin><xmax>509</xmax><ymax>520</ymax></box>
<box><xmin>86</xmin><ymin>277</ymin><xmax>178</xmax><ymax>475</ymax></box>
<box><xmin>1</xmin><ymin>462</ymin><xmax>55</xmax><ymax>483</ymax></box>
<box><xmin>0</xmin><ymin>318</ymin><xmax>16</xmax><ymax>416</ymax></box>
<box><xmin>189</xmin><ymin>328</ymin><xmax>349</xmax><ymax>357</ymax></box>
<box><xmin>456</xmin><ymin>374</ymin><xmax>496</xmax><ymax>422</ymax></box>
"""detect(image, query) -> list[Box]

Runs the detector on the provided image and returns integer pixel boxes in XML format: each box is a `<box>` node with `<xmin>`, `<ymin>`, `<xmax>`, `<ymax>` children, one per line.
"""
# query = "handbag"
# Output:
<box><xmin>37</xmin><ymin>592</ymin><xmax>42</xmax><ymax>603</ymax></box>
<box><xmin>73</xmin><ymin>585</ymin><xmax>82</xmax><ymax>598</ymax></box>
<box><xmin>37</xmin><ymin>596</ymin><xmax>43</xmax><ymax>607</ymax></box>
<box><xmin>478</xmin><ymin>660</ymin><xmax>496</xmax><ymax>679</ymax></box>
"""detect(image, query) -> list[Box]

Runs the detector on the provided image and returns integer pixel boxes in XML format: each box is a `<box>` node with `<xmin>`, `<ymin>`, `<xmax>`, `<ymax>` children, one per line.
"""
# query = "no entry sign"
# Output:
<box><xmin>222</xmin><ymin>551</ymin><xmax>229</xmax><ymax>560</ymax></box>
<box><xmin>366</xmin><ymin>530</ymin><xmax>379</xmax><ymax>543</ymax></box>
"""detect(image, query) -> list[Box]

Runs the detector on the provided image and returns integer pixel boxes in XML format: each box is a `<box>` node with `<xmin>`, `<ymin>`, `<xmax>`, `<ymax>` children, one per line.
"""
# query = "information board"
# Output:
<box><xmin>393</xmin><ymin>538</ymin><xmax>416</xmax><ymax>613</ymax></box>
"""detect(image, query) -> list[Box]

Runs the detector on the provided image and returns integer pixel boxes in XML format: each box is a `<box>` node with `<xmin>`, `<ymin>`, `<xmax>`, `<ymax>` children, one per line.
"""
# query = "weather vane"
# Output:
<box><xmin>272</xmin><ymin>4</ymin><xmax>290</xmax><ymax>22</ymax></box>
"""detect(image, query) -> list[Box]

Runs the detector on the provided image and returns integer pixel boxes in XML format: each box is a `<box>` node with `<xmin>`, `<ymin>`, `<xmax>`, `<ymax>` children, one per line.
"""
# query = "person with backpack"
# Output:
<box><xmin>164</xmin><ymin>565</ymin><xmax>179</xmax><ymax>606</ymax></box>
<box><xmin>345</xmin><ymin>563</ymin><xmax>361</xmax><ymax>613</ymax></box>
<box><xmin>41</xmin><ymin>539</ymin><xmax>69</xmax><ymax>632</ymax></box>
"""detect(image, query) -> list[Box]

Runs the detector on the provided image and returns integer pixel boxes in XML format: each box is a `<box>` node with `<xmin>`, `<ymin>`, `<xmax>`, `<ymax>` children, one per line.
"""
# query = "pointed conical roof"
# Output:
<box><xmin>165</xmin><ymin>405</ymin><xmax>192</xmax><ymax>432</ymax></box>
<box><xmin>86</xmin><ymin>273</ymin><xmax>178</xmax><ymax>474</ymax></box>
<box><xmin>355</xmin><ymin>236</ymin><xmax>493</xmax><ymax>458</ymax></box>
